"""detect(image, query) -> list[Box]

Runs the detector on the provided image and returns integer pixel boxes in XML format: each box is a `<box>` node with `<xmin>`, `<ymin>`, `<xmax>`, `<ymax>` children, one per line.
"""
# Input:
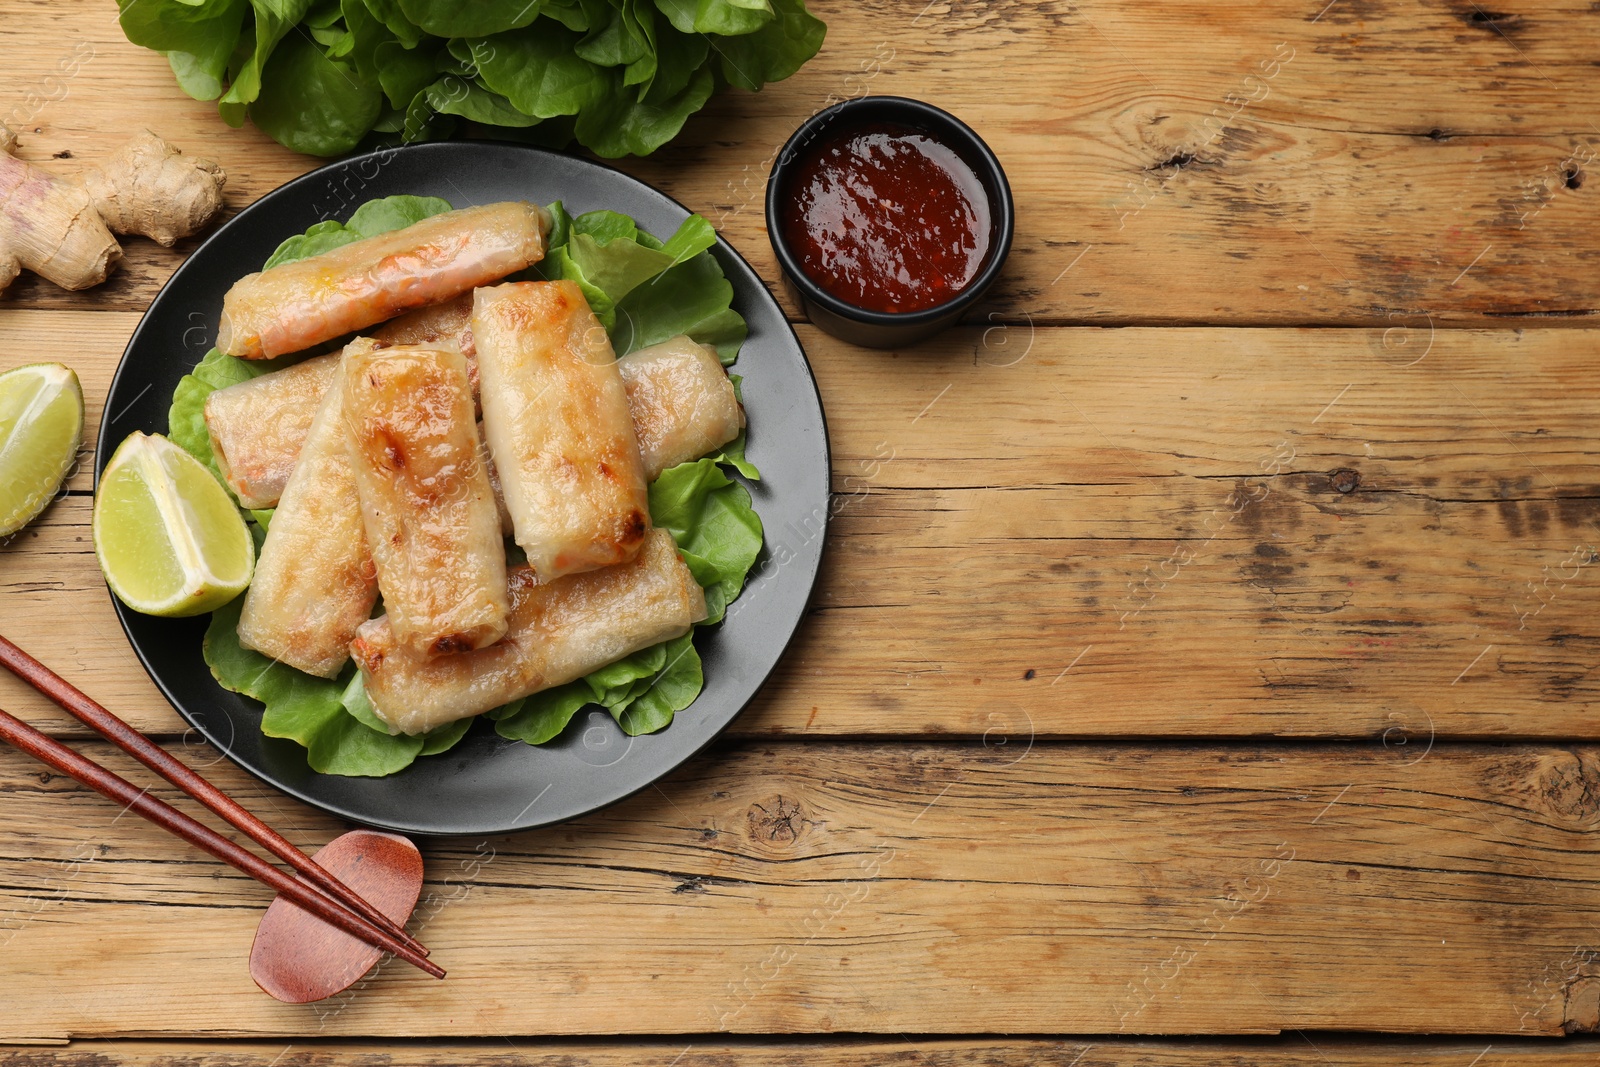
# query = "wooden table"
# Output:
<box><xmin>3</xmin><ymin>0</ymin><xmax>1600</xmax><ymax>1062</ymax></box>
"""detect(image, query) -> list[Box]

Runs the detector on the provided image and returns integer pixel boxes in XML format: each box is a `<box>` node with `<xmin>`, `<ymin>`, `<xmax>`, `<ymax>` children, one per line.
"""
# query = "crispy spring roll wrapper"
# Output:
<box><xmin>199</xmin><ymin>329</ymin><xmax>735</xmax><ymax>512</ymax></box>
<box><xmin>343</xmin><ymin>344</ymin><xmax>509</xmax><ymax>659</ymax></box>
<box><xmin>620</xmin><ymin>335</ymin><xmax>745</xmax><ymax>476</ymax></box>
<box><xmin>218</xmin><ymin>202</ymin><xmax>551</xmax><ymax>360</ymax></box>
<box><xmin>479</xmin><ymin>426</ymin><xmax>514</xmax><ymax>535</ymax></box>
<box><xmin>203</xmin><ymin>352</ymin><xmax>339</xmax><ymax>509</ymax></box>
<box><xmin>352</xmin><ymin>528</ymin><xmax>707</xmax><ymax>735</ymax></box>
<box><xmin>236</xmin><ymin>340</ymin><xmax>380</xmax><ymax>677</ymax></box>
<box><xmin>373</xmin><ymin>291</ymin><xmax>479</xmax><ymax>402</ymax></box>
<box><xmin>373</xmin><ymin>291</ymin><xmax>474</xmax><ymax>349</ymax></box>
<box><xmin>473</xmin><ymin>280</ymin><xmax>651</xmax><ymax>580</ymax></box>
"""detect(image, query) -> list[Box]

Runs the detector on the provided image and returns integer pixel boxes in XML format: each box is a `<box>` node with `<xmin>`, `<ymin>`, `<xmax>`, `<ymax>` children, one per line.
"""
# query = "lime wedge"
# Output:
<box><xmin>94</xmin><ymin>432</ymin><xmax>254</xmax><ymax>617</ymax></box>
<box><xmin>0</xmin><ymin>363</ymin><xmax>84</xmax><ymax>537</ymax></box>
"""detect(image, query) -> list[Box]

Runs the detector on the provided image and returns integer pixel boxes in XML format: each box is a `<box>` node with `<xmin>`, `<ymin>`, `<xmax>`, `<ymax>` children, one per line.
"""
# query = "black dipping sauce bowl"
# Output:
<box><xmin>766</xmin><ymin>96</ymin><xmax>1014</xmax><ymax>349</ymax></box>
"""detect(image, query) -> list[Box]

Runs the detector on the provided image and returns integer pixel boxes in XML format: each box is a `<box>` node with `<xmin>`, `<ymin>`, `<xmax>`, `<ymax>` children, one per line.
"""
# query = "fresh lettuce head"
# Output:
<box><xmin>117</xmin><ymin>0</ymin><xmax>826</xmax><ymax>157</ymax></box>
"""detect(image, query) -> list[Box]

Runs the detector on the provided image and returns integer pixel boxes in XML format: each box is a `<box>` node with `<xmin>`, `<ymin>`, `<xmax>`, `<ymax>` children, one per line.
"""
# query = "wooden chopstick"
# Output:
<box><xmin>0</xmin><ymin>635</ymin><xmax>429</xmax><ymax>958</ymax></box>
<box><xmin>0</xmin><ymin>704</ymin><xmax>445</xmax><ymax>979</ymax></box>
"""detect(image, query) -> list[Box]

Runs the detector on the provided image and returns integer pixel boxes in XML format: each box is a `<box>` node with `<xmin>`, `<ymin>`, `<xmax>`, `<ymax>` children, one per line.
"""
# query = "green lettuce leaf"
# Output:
<box><xmin>361</xmin><ymin>0</ymin><xmax>426</xmax><ymax>46</ymax></box>
<box><xmin>205</xmin><ymin>600</ymin><xmax>472</xmax><ymax>776</ymax></box>
<box><xmin>575</xmin><ymin>63</ymin><xmax>715</xmax><ymax>158</ymax></box>
<box><xmin>418</xmin><ymin>715</ymin><xmax>474</xmax><ymax>755</ymax></box>
<box><xmin>577</xmin><ymin>2</ymin><xmax>652</xmax><ymax>68</ymax></box>
<box><xmin>541</xmin><ymin>207</ymin><xmax>743</xmax><ymax>361</ymax></box>
<box><xmin>613</xmin><ymin>631</ymin><xmax>701</xmax><ymax>734</ymax></box>
<box><xmin>123</xmin><ymin>0</ymin><xmax>823</xmax><ymax>157</ymax></box>
<box><xmin>340</xmin><ymin>0</ymin><xmax>394</xmax><ymax>83</ymax></box>
<box><xmin>119</xmin><ymin>0</ymin><xmax>248</xmax><ymax>54</ymax></box>
<box><xmin>708</xmin><ymin>374</ymin><xmax>758</xmax><ymax>479</ymax></box>
<box><xmin>120</xmin><ymin>0</ymin><xmax>249</xmax><ymax>102</ymax></box>
<box><xmin>707</xmin><ymin>0</ymin><xmax>824</xmax><ymax>92</ymax></box>
<box><xmin>466</xmin><ymin>26</ymin><xmax>609</xmax><ymax>120</ymax></box>
<box><xmin>168</xmin><ymin>47</ymin><xmax>233</xmax><ymax>102</ymax></box>
<box><xmin>203</xmin><ymin>599</ymin><xmax>421</xmax><ymax>776</ymax></box>
<box><xmin>489</xmin><ymin>683</ymin><xmax>591</xmax><ymax>744</ymax></box>
<box><xmin>423</xmin><ymin>77</ymin><xmax>544</xmax><ymax>127</ymax></box>
<box><xmin>249</xmin><ymin>32</ymin><xmax>384</xmax><ymax>157</ymax></box>
<box><xmin>395</xmin><ymin>0</ymin><xmax>547</xmax><ymax>37</ymax></box>
<box><xmin>653</xmin><ymin>0</ymin><xmax>772</xmax><ymax>36</ymax></box>
<box><xmin>217</xmin><ymin>0</ymin><xmax>317</xmax><ymax>126</ymax></box>
<box><xmin>612</xmin><ymin>252</ymin><xmax>745</xmax><ymax>361</ymax></box>
<box><xmin>373</xmin><ymin>38</ymin><xmax>444</xmax><ymax>110</ymax></box>
<box><xmin>633</xmin><ymin>19</ymin><xmax>708</xmax><ymax>104</ymax></box>
<box><xmin>649</xmin><ymin>457</ymin><xmax>763</xmax><ymax>622</ymax></box>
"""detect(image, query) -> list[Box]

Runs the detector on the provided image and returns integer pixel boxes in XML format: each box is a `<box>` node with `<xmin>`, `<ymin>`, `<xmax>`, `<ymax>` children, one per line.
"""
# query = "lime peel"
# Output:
<box><xmin>0</xmin><ymin>363</ymin><xmax>84</xmax><ymax>538</ymax></box>
<box><xmin>94</xmin><ymin>431</ymin><xmax>254</xmax><ymax>618</ymax></box>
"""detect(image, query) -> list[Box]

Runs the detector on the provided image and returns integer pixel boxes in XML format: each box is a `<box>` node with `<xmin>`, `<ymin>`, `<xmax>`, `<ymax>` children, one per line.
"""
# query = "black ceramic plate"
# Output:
<box><xmin>96</xmin><ymin>141</ymin><xmax>829</xmax><ymax>838</ymax></box>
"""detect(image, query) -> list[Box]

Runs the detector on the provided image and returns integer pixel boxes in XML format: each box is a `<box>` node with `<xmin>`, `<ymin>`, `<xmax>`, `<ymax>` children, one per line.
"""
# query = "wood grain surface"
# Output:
<box><xmin>2</xmin><ymin>739</ymin><xmax>1598</xmax><ymax>1039</ymax></box>
<box><xmin>2</xmin><ymin>0</ymin><xmax>1597</xmax><ymax>1054</ymax></box>
<box><xmin>3</xmin><ymin>1039</ymin><xmax>1597</xmax><ymax>1063</ymax></box>
<box><xmin>2</xmin><ymin>0</ymin><xmax>1600</xmax><ymax>325</ymax></box>
<box><xmin>4</xmin><ymin>322</ymin><xmax>1599</xmax><ymax>740</ymax></box>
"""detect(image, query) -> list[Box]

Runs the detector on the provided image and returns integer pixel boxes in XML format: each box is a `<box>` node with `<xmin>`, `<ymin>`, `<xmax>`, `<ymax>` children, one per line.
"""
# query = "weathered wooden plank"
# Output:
<box><xmin>5</xmin><ymin>323</ymin><xmax>1600</xmax><ymax>739</ymax></box>
<box><xmin>0</xmin><ymin>741</ymin><xmax>1595</xmax><ymax>1038</ymax></box>
<box><xmin>2</xmin><ymin>0</ymin><xmax>1600</xmax><ymax>325</ymax></box>
<box><xmin>1</xmin><ymin>1039</ymin><xmax>1593</xmax><ymax>1064</ymax></box>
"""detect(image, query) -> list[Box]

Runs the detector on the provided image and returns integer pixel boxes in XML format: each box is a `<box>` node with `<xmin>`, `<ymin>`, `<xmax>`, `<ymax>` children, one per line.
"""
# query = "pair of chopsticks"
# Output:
<box><xmin>0</xmin><ymin>635</ymin><xmax>444</xmax><ymax>979</ymax></box>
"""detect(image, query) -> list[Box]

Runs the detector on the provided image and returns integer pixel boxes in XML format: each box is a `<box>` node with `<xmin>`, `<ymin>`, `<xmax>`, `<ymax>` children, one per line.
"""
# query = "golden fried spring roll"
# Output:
<box><xmin>203</xmin><ymin>352</ymin><xmax>339</xmax><ymax>509</ymax></box>
<box><xmin>473</xmin><ymin>280</ymin><xmax>650</xmax><ymax>580</ymax></box>
<box><xmin>343</xmin><ymin>344</ymin><xmax>508</xmax><ymax>659</ymax></box>
<box><xmin>236</xmin><ymin>340</ymin><xmax>379</xmax><ymax>677</ymax></box>
<box><xmin>620</xmin><ymin>335</ymin><xmax>745</xmax><ymax>476</ymax></box>
<box><xmin>199</xmin><ymin>332</ymin><xmax>736</xmax><ymax>511</ymax></box>
<box><xmin>373</xmin><ymin>291</ymin><xmax>479</xmax><ymax>402</ymax></box>
<box><xmin>218</xmin><ymin>202</ymin><xmax>551</xmax><ymax>360</ymax></box>
<box><xmin>352</xmin><ymin>529</ymin><xmax>706</xmax><ymax>734</ymax></box>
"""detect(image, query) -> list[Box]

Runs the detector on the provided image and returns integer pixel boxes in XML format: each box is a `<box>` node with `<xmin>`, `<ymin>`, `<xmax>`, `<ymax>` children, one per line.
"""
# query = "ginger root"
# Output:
<box><xmin>0</xmin><ymin>122</ymin><xmax>226</xmax><ymax>293</ymax></box>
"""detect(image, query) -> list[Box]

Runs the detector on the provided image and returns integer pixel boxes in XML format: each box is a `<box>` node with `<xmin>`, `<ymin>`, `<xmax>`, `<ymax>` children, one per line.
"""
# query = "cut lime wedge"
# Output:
<box><xmin>94</xmin><ymin>432</ymin><xmax>254</xmax><ymax>617</ymax></box>
<box><xmin>0</xmin><ymin>363</ymin><xmax>83</xmax><ymax>537</ymax></box>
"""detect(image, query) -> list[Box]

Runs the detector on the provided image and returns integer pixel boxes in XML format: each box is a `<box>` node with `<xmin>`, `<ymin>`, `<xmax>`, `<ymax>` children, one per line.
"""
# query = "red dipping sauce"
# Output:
<box><xmin>782</xmin><ymin>122</ymin><xmax>992</xmax><ymax>315</ymax></box>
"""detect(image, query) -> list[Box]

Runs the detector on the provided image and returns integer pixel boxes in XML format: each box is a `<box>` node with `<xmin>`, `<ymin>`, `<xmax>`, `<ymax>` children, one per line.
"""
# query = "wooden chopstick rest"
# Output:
<box><xmin>251</xmin><ymin>830</ymin><xmax>427</xmax><ymax>1003</ymax></box>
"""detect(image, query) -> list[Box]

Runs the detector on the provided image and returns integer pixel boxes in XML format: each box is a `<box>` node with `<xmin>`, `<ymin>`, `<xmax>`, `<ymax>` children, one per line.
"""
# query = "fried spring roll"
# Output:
<box><xmin>200</xmin><ymin>332</ymin><xmax>736</xmax><ymax>511</ymax></box>
<box><xmin>218</xmin><ymin>202</ymin><xmax>551</xmax><ymax>360</ymax></box>
<box><xmin>352</xmin><ymin>529</ymin><xmax>707</xmax><ymax>734</ymax></box>
<box><xmin>620</xmin><ymin>335</ymin><xmax>745</xmax><ymax>475</ymax></box>
<box><xmin>373</xmin><ymin>291</ymin><xmax>479</xmax><ymax>402</ymax></box>
<box><xmin>343</xmin><ymin>344</ymin><xmax>508</xmax><ymax>659</ymax></box>
<box><xmin>373</xmin><ymin>291</ymin><xmax>474</xmax><ymax>349</ymax></box>
<box><xmin>236</xmin><ymin>340</ymin><xmax>379</xmax><ymax>677</ymax></box>
<box><xmin>473</xmin><ymin>280</ymin><xmax>650</xmax><ymax>580</ymax></box>
<box><xmin>203</xmin><ymin>352</ymin><xmax>339</xmax><ymax>509</ymax></box>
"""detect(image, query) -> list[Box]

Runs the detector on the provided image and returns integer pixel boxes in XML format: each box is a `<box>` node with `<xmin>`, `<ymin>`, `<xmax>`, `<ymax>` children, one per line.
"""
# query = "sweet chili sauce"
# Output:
<box><xmin>782</xmin><ymin>122</ymin><xmax>992</xmax><ymax>315</ymax></box>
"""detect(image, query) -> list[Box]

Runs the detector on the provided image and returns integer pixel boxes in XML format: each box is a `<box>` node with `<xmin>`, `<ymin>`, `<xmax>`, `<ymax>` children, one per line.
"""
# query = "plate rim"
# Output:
<box><xmin>94</xmin><ymin>138</ymin><xmax>830</xmax><ymax>837</ymax></box>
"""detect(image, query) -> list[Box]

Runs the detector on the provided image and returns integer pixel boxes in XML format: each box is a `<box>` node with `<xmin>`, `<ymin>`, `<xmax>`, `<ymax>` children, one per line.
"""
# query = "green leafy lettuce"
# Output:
<box><xmin>117</xmin><ymin>0</ymin><xmax>825</xmax><ymax>158</ymax></box>
<box><xmin>171</xmin><ymin>194</ymin><xmax>762</xmax><ymax>776</ymax></box>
